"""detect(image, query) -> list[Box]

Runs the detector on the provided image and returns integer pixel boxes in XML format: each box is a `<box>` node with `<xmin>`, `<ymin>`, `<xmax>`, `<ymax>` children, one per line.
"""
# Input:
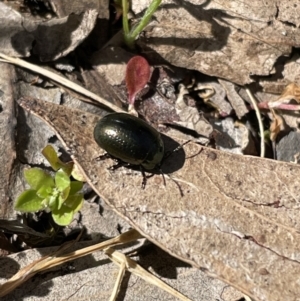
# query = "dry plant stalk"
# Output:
<box><xmin>0</xmin><ymin>229</ymin><xmax>191</xmax><ymax>301</ymax></box>
<box><xmin>0</xmin><ymin>230</ymin><xmax>141</xmax><ymax>297</ymax></box>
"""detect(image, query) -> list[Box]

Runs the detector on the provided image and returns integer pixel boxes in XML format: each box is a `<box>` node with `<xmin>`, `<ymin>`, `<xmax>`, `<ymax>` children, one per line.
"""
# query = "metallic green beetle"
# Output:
<box><xmin>93</xmin><ymin>113</ymin><xmax>164</xmax><ymax>170</ymax></box>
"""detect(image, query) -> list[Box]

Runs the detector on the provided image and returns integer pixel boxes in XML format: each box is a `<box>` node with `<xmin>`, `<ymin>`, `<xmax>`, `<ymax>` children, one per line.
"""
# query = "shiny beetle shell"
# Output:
<box><xmin>93</xmin><ymin>113</ymin><xmax>164</xmax><ymax>170</ymax></box>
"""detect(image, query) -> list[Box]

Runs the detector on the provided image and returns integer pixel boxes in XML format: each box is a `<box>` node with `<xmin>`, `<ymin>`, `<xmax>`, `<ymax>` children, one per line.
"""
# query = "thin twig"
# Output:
<box><xmin>0</xmin><ymin>53</ymin><xmax>124</xmax><ymax>113</ymax></box>
<box><xmin>246</xmin><ymin>88</ymin><xmax>265</xmax><ymax>158</ymax></box>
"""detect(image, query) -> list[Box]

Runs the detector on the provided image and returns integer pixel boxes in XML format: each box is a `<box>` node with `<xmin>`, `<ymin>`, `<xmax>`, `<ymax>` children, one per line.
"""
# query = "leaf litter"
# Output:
<box><xmin>1</xmin><ymin>1</ymin><xmax>300</xmax><ymax>301</ymax></box>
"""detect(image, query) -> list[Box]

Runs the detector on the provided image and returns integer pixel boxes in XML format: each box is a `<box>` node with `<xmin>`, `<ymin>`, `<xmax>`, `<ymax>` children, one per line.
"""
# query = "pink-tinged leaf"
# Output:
<box><xmin>125</xmin><ymin>56</ymin><xmax>150</xmax><ymax>105</ymax></box>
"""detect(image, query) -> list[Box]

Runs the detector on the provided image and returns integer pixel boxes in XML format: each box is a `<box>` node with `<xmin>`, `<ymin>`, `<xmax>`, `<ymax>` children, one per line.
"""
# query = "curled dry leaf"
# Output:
<box><xmin>258</xmin><ymin>81</ymin><xmax>300</xmax><ymax>137</ymax></box>
<box><xmin>195</xmin><ymin>82</ymin><xmax>232</xmax><ymax>116</ymax></box>
<box><xmin>17</xmin><ymin>97</ymin><xmax>300</xmax><ymax>301</ymax></box>
<box><xmin>218</xmin><ymin>79</ymin><xmax>249</xmax><ymax>119</ymax></box>
<box><xmin>269</xmin><ymin>82</ymin><xmax>300</xmax><ymax>108</ymax></box>
<box><xmin>269</xmin><ymin>110</ymin><xmax>285</xmax><ymax>142</ymax></box>
<box><xmin>172</xmin><ymin>84</ymin><xmax>212</xmax><ymax>143</ymax></box>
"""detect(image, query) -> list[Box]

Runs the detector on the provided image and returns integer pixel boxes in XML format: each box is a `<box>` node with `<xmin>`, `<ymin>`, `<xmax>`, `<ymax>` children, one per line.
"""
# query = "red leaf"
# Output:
<box><xmin>125</xmin><ymin>56</ymin><xmax>150</xmax><ymax>105</ymax></box>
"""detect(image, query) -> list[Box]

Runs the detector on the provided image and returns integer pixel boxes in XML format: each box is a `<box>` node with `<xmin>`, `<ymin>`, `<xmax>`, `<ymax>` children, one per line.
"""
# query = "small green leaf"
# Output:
<box><xmin>47</xmin><ymin>193</ymin><xmax>59</xmax><ymax>209</ymax></box>
<box><xmin>42</xmin><ymin>145</ymin><xmax>61</xmax><ymax>170</ymax></box>
<box><xmin>36</xmin><ymin>185</ymin><xmax>53</xmax><ymax>199</ymax></box>
<box><xmin>69</xmin><ymin>181</ymin><xmax>83</xmax><ymax>195</ymax></box>
<box><xmin>61</xmin><ymin>162</ymin><xmax>74</xmax><ymax>177</ymax></box>
<box><xmin>15</xmin><ymin>190</ymin><xmax>44</xmax><ymax>212</ymax></box>
<box><xmin>55</xmin><ymin>169</ymin><xmax>70</xmax><ymax>192</ymax></box>
<box><xmin>42</xmin><ymin>145</ymin><xmax>74</xmax><ymax>175</ymax></box>
<box><xmin>52</xmin><ymin>207</ymin><xmax>74</xmax><ymax>226</ymax></box>
<box><xmin>56</xmin><ymin>195</ymin><xmax>65</xmax><ymax>210</ymax></box>
<box><xmin>71</xmin><ymin>164</ymin><xmax>86</xmax><ymax>182</ymax></box>
<box><xmin>24</xmin><ymin>168</ymin><xmax>54</xmax><ymax>190</ymax></box>
<box><xmin>50</xmin><ymin>193</ymin><xmax>84</xmax><ymax>226</ymax></box>
<box><xmin>64</xmin><ymin>194</ymin><xmax>84</xmax><ymax>212</ymax></box>
<box><xmin>60</xmin><ymin>186</ymin><xmax>71</xmax><ymax>202</ymax></box>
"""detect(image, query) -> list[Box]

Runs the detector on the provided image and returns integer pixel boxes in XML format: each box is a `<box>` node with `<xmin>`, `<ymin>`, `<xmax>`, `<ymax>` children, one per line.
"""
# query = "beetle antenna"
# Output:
<box><xmin>163</xmin><ymin>140</ymin><xmax>191</xmax><ymax>161</ymax></box>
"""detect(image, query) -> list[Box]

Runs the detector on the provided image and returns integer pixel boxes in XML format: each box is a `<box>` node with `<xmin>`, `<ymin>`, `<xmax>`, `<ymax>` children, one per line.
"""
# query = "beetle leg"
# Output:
<box><xmin>95</xmin><ymin>152</ymin><xmax>111</xmax><ymax>161</ymax></box>
<box><xmin>140</xmin><ymin>167</ymin><xmax>157</xmax><ymax>189</ymax></box>
<box><xmin>96</xmin><ymin>152</ymin><xmax>130</xmax><ymax>170</ymax></box>
<box><xmin>109</xmin><ymin>161</ymin><xmax>129</xmax><ymax>171</ymax></box>
<box><xmin>158</xmin><ymin>167</ymin><xmax>166</xmax><ymax>186</ymax></box>
<box><xmin>169</xmin><ymin>176</ymin><xmax>184</xmax><ymax>197</ymax></box>
<box><xmin>140</xmin><ymin>167</ymin><xmax>147</xmax><ymax>189</ymax></box>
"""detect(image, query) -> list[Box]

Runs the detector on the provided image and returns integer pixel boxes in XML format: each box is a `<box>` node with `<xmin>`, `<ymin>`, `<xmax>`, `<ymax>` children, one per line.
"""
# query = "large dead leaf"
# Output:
<box><xmin>0</xmin><ymin>2</ymin><xmax>98</xmax><ymax>61</ymax></box>
<box><xmin>0</xmin><ymin>201</ymin><xmax>232</xmax><ymax>301</ymax></box>
<box><xmin>137</xmin><ymin>0</ymin><xmax>300</xmax><ymax>85</ymax></box>
<box><xmin>0</xmin><ymin>63</ymin><xmax>16</xmax><ymax>218</ymax></box>
<box><xmin>18</xmin><ymin>97</ymin><xmax>300</xmax><ymax>301</ymax></box>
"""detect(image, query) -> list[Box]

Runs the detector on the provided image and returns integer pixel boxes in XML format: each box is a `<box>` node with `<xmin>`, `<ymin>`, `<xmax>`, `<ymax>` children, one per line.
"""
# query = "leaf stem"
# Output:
<box><xmin>130</xmin><ymin>0</ymin><xmax>162</xmax><ymax>39</ymax></box>
<box><xmin>124</xmin><ymin>0</ymin><xmax>162</xmax><ymax>48</ymax></box>
<box><xmin>122</xmin><ymin>0</ymin><xmax>130</xmax><ymax>36</ymax></box>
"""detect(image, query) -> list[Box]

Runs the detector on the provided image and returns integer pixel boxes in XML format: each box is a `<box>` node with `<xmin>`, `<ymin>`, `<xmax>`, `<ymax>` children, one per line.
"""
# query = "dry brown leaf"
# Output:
<box><xmin>259</xmin><ymin>53</ymin><xmax>300</xmax><ymax>95</ymax></box>
<box><xmin>173</xmin><ymin>84</ymin><xmax>213</xmax><ymax>142</ymax></box>
<box><xmin>0</xmin><ymin>63</ymin><xmax>16</xmax><ymax>218</ymax></box>
<box><xmin>32</xmin><ymin>10</ymin><xmax>98</xmax><ymax>62</ymax></box>
<box><xmin>17</xmin><ymin>97</ymin><xmax>300</xmax><ymax>301</ymax></box>
<box><xmin>218</xmin><ymin>79</ymin><xmax>249</xmax><ymax>119</ymax></box>
<box><xmin>269</xmin><ymin>110</ymin><xmax>285</xmax><ymax>141</ymax></box>
<box><xmin>270</xmin><ymin>82</ymin><xmax>300</xmax><ymax>107</ymax></box>
<box><xmin>0</xmin><ymin>3</ymin><xmax>34</xmax><ymax>57</ymax></box>
<box><xmin>137</xmin><ymin>0</ymin><xmax>300</xmax><ymax>85</ymax></box>
<box><xmin>0</xmin><ymin>2</ymin><xmax>98</xmax><ymax>61</ymax></box>
<box><xmin>257</xmin><ymin>55</ymin><xmax>300</xmax><ymax>130</ymax></box>
<box><xmin>49</xmin><ymin>0</ymin><xmax>110</xmax><ymax>50</ymax></box>
<box><xmin>195</xmin><ymin>81</ymin><xmax>232</xmax><ymax>115</ymax></box>
<box><xmin>261</xmin><ymin>81</ymin><xmax>300</xmax><ymax>134</ymax></box>
<box><xmin>1</xmin><ymin>203</ymin><xmax>229</xmax><ymax>301</ymax></box>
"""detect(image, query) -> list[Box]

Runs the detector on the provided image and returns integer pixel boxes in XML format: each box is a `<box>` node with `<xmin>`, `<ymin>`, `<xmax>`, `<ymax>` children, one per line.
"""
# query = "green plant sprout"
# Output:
<box><xmin>15</xmin><ymin>145</ymin><xmax>84</xmax><ymax>226</ymax></box>
<box><xmin>122</xmin><ymin>0</ymin><xmax>162</xmax><ymax>48</ymax></box>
